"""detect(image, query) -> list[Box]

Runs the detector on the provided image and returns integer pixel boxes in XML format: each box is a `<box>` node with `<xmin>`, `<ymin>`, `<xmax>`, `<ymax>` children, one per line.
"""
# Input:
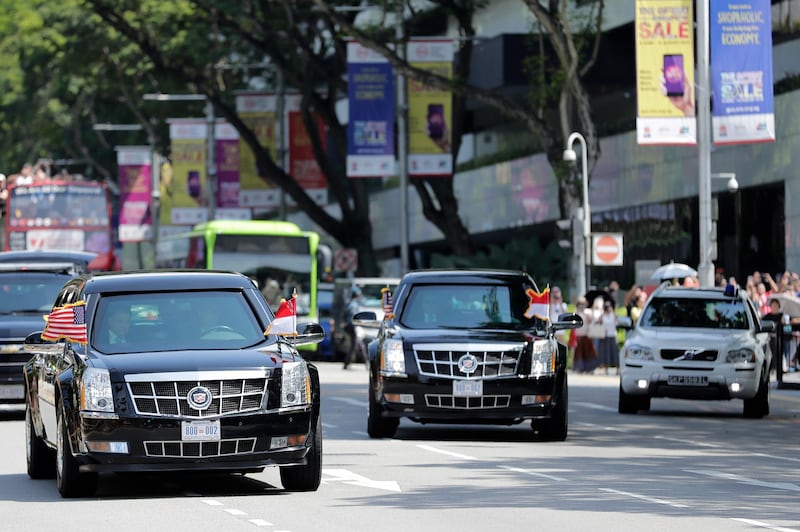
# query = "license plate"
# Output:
<box><xmin>453</xmin><ymin>380</ymin><xmax>483</xmax><ymax>397</ymax></box>
<box><xmin>667</xmin><ymin>375</ymin><xmax>708</xmax><ymax>386</ymax></box>
<box><xmin>0</xmin><ymin>385</ymin><xmax>24</xmax><ymax>399</ymax></box>
<box><xmin>181</xmin><ymin>420</ymin><xmax>221</xmax><ymax>441</ymax></box>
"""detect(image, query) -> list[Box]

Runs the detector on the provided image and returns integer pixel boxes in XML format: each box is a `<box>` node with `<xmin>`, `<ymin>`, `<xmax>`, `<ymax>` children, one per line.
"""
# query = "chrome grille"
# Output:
<box><xmin>425</xmin><ymin>394</ymin><xmax>511</xmax><ymax>409</ymax></box>
<box><xmin>125</xmin><ymin>370</ymin><xmax>270</xmax><ymax>419</ymax></box>
<box><xmin>144</xmin><ymin>438</ymin><xmax>257</xmax><ymax>457</ymax></box>
<box><xmin>414</xmin><ymin>343</ymin><xmax>523</xmax><ymax>379</ymax></box>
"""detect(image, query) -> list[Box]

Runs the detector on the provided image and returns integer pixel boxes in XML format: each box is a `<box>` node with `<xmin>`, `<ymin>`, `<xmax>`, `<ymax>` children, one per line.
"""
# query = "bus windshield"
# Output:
<box><xmin>4</xmin><ymin>180</ymin><xmax>118</xmax><ymax>270</ymax></box>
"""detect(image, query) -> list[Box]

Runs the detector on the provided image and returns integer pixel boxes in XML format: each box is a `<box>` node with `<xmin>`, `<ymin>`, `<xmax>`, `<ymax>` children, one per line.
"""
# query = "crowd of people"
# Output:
<box><xmin>556</xmin><ymin>268</ymin><xmax>800</xmax><ymax>375</ymax></box>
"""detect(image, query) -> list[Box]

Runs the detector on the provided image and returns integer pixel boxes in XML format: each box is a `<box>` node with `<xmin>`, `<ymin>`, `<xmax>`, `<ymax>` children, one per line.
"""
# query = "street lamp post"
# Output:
<box><xmin>564</xmin><ymin>132</ymin><xmax>590</xmax><ymax>299</ymax></box>
<box><xmin>143</xmin><ymin>93</ymin><xmax>216</xmax><ymax>222</ymax></box>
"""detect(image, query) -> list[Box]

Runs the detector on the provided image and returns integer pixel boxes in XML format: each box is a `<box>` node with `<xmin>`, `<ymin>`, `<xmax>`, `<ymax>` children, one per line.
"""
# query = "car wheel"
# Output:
<box><xmin>56</xmin><ymin>405</ymin><xmax>97</xmax><ymax>498</ymax></box>
<box><xmin>743</xmin><ymin>372</ymin><xmax>770</xmax><ymax>419</ymax></box>
<box><xmin>367</xmin><ymin>385</ymin><xmax>398</xmax><ymax>439</ymax></box>
<box><xmin>532</xmin><ymin>375</ymin><xmax>568</xmax><ymax>441</ymax></box>
<box><xmin>280</xmin><ymin>414</ymin><xmax>322</xmax><ymax>492</ymax></box>
<box><xmin>618</xmin><ymin>384</ymin><xmax>641</xmax><ymax>414</ymax></box>
<box><xmin>26</xmin><ymin>403</ymin><xmax>55</xmax><ymax>479</ymax></box>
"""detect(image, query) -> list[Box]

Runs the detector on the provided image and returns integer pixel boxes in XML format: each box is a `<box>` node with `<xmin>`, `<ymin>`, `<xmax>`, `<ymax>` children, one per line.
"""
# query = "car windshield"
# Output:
<box><xmin>400</xmin><ymin>283</ymin><xmax>539</xmax><ymax>330</ymax></box>
<box><xmin>91</xmin><ymin>291</ymin><xmax>266</xmax><ymax>353</ymax></box>
<box><xmin>639</xmin><ymin>296</ymin><xmax>749</xmax><ymax>329</ymax></box>
<box><xmin>0</xmin><ymin>273</ymin><xmax>69</xmax><ymax>314</ymax></box>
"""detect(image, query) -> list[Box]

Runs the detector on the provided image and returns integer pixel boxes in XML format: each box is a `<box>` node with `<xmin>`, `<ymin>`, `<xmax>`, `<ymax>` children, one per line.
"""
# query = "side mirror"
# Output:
<box><xmin>552</xmin><ymin>312</ymin><xmax>583</xmax><ymax>331</ymax></box>
<box><xmin>24</xmin><ymin>331</ymin><xmax>64</xmax><ymax>354</ymax></box>
<box><xmin>294</xmin><ymin>322</ymin><xmax>325</xmax><ymax>346</ymax></box>
<box><xmin>616</xmin><ymin>316</ymin><xmax>633</xmax><ymax>330</ymax></box>
<box><xmin>353</xmin><ymin>311</ymin><xmax>381</xmax><ymax>329</ymax></box>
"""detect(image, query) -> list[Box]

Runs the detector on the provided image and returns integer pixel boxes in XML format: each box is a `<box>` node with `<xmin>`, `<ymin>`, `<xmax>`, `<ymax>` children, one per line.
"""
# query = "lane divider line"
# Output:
<box><xmin>598</xmin><ymin>487</ymin><xmax>690</xmax><ymax>508</ymax></box>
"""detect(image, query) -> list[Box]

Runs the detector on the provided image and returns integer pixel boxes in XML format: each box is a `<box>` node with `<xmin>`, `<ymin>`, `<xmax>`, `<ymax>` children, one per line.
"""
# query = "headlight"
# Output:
<box><xmin>80</xmin><ymin>368</ymin><xmax>114</xmax><ymax>413</ymax></box>
<box><xmin>281</xmin><ymin>361</ymin><xmax>311</xmax><ymax>408</ymax></box>
<box><xmin>726</xmin><ymin>348</ymin><xmax>756</xmax><ymax>363</ymax></box>
<box><xmin>530</xmin><ymin>340</ymin><xmax>555</xmax><ymax>376</ymax></box>
<box><xmin>381</xmin><ymin>338</ymin><xmax>406</xmax><ymax>374</ymax></box>
<box><xmin>623</xmin><ymin>343</ymin><xmax>654</xmax><ymax>361</ymax></box>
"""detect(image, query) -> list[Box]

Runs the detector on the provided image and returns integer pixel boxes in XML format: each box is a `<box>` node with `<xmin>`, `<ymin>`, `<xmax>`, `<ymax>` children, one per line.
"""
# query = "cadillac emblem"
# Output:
<box><xmin>187</xmin><ymin>386</ymin><xmax>213</xmax><ymax>411</ymax></box>
<box><xmin>457</xmin><ymin>353</ymin><xmax>479</xmax><ymax>374</ymax></box>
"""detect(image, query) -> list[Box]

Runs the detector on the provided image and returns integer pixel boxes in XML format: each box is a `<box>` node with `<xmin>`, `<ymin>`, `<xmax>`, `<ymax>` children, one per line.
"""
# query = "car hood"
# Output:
<box><xmin>89</xmin><ymin>344</ymin><xmax>301</xmax><ymax>377</ymax></box>
<box><xmin>397</xmin><ymin>328</ymin><xmax>541</xmax><ymax>345</ymax></box>
<box><xmin>627</xmin><ymin>327</ymin><xmax>758</xmax><ymax>349</ymax></box>
<box><xmin>0</xmin><ymin>315</ymin><xmax>47</xmax><ymax>341</ymax></box>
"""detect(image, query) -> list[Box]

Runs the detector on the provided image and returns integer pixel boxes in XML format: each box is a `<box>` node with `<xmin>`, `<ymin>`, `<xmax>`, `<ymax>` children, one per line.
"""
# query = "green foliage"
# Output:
<box><xmin>429</xmin><ymin>236</ymin><xmax>568</xmax><ymax>289</ymax></box>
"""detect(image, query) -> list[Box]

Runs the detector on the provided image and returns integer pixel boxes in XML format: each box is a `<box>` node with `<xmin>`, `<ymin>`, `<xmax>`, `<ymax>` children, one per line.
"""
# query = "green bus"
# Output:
<box><xmin>155</xmin><ymin>219</ymin><xmax>331</xmax><ymax>352</ymax></box>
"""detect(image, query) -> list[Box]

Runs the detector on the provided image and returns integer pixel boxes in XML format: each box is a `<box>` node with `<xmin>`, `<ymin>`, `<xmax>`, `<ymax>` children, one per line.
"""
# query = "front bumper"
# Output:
<box><xmin>376</xmin><ymin>373</ymin><xmax>562</xmax><ymax>424</ymax></box>
<box><xmin>74</xmin><ymin>409</ymin><xmax>314</xmax><ymax>473</ymax></box>
<box><xmin>620</xmin><ymin>361</ymin><xmax>761</xmax><ymax>400</ymax></box>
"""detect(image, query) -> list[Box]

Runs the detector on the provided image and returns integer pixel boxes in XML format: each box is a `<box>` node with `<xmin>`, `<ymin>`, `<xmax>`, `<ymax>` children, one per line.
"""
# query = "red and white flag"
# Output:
<box><xmin>265</xmin><ymin>293</ymin><xmax>297</xmax><ymax>336</ymax></box>
<box><xmin>524</xmin><ymin>287</ymin><xmax>550</xmax><ymax>320</ymax></box>
<box><xmin>42</xmin><ymin>302</ymin><xmax>88</xmax><ymax>344</ymax></box>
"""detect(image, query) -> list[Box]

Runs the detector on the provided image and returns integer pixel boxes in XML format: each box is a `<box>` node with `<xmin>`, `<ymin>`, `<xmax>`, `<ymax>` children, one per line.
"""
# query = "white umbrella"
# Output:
<box><xmin>650</xmin><ymin>262</ymin><xmax>698</xmax><ymax>282</ymax></box>
<box><xmin>769</xmin><ymin>292</ymin><xmax>800</xmax><ymax>318</ymax></box>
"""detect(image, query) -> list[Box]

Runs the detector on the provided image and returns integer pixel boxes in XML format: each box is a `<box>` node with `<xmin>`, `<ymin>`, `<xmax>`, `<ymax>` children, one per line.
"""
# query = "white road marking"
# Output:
<box><xmin>322</xmin><ymin>421</ymin><xmax>338</xmax><ymax>428</ymax></box>
<box><xmin>573</xmin><ymin>401</ymin><xmax>618</xmax><ymax>412</ymax></box>
<box><xmin>498</xmin><ymin>465</ymin><xmax>567</xmax><ymax>481</ymax></box>
<box><xmin>730</xmin><ymin>518</ymin><xmax>800</xmax><ymax>532</ymax></box>
<box><xmin>751</xmin><ymin>452</ymin><xmax>800</xmax><ymax>464</ymax></box>
<box><xmin>416</xmin><ymin>444</ymin><xmax>479</xmax><ymax>460</ymax></box>
<box><xmin>323</xmin><ymin>468</ymin><xmax>401</xmax><ymax>492</ymax></box>
<box><xmin>202</xmin><ymin>499</ymin><xmax>223</xmax><ymax>506</ymax></box>
<box><xmin>351</xmin><ymin>430</ymin><xmax>369</xmax><ymax>437</ymax></box>
<box><xmin>248</xmin><ymin>519</ymin><xmax>274</xmax><ymax>527</ymax></box>
<box><xmin>598</xmin><ymin>487</ymin><xmax>690</xmax><ymax>508</ymax></box>
<box><xmin>654</xmin><ymin>435</ymin><xmax>721</xmax><ymax>448</ymax></box>
<box><xmin>225</xmin><ymin>508</ymin><xmax>248</xmax><ymax>516</ymax></box>
<box><xmin>687</xmin><ymin>469</ymin><xmax>800</xmax><ymax>491</ymax></box>
<box><xmin>574</xmin><ymin>421</ymin><xmax>630</xmax><ymax>432</ymax></box>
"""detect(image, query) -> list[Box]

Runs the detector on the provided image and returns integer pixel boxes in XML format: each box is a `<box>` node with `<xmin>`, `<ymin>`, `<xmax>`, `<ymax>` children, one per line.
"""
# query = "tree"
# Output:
<box><xmin>314</xmin><ymin>0</ymin><xmax>605</xmax><ymax>299</ymax></box>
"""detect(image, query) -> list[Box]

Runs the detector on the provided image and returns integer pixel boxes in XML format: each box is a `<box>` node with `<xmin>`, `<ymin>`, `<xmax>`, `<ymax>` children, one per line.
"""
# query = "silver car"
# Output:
<box><xmin>619</xmin><ymin>284</ymin><xmax>774</xmax><ymax>418</ymax></box>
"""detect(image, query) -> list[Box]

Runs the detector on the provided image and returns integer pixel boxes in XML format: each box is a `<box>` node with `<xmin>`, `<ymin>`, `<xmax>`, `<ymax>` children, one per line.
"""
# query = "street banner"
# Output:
<box><xmin>635</xmin><ymin>0</ymin><xmax>696</xmax><ymax>145</ymax></box>
<box><xmin>346</xmin><ymin>41</ymin><xmax>395</xmax><ymax>177</ymax></box>
<box><xmin>116</xmin><ymin>146</ymin><xmax>152</xmax><ymax>242</ymax></box>
<box><xmin>710</xmin><ymin>0</ymin><xmax>775</xmax><ymax>145</ymax></box>
<box><xmin>215</xmin><ymin>121</ymin><xmax>240</xmax><ymax>209</ymax></box>
<box><xmin>236</xmin><ymin>93</ymin><xmax>281</xmax><ymax>210</ymax></box>
<box><xmin>407</xmin><ymin>39</ymin><xmax>454</xmax><ymax>176</ymax></box>
<box><xmin>166</xmin><ymin>119</ymin><xmax>208</xmax><ymax>225</ymax></box>
<box><xmin>286</xmin><ymin>94</ymin><xmax>328</xmax><ymax>205</ymax></box>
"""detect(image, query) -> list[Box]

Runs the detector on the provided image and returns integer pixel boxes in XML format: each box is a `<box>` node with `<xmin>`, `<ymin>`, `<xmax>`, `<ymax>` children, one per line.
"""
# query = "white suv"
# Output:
<box><xmin>619</xmin><ymin>284</ymin><xmax>775</xmax><ymax>418</ymax></box>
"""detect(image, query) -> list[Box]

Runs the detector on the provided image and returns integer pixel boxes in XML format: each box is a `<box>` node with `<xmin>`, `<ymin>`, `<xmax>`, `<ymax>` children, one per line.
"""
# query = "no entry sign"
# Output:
<box><xmin>592</xmin><ymin>233</ymin><xmax>623</xmax><ymax>266</ymax></box>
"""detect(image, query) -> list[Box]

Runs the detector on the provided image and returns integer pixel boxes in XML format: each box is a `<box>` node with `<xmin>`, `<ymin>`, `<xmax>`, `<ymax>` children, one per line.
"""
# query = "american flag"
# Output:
<box><xmin>381</xmin><ymin>287</ymin><xmax>394</xmax><ymax>318</ymax></box>
<box><xmin>42</xmin><ymin>302</ymin><xmax>88</xmax><ymax>344</ymax></box>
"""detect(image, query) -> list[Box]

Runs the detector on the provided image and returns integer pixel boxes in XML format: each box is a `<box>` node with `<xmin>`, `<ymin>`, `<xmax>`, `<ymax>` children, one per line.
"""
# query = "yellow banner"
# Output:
<box><xmin>165</xmin><ymin>121</ymin><xmax>208</xmax><ymax>225</ymax></box>
<box><xmin>635</xmin><ymin>0</ymin><xmax>696</xmax><ymax>145</ymax></box>
<box><xmin>407</xmin><ymin>40</ymin><xmax>454</xmax><ymax>176</ymax></box>
<box><xmin>236</xmin><ymin>94</ymin><xmax>280</xmax><ymax>209</ymax></box>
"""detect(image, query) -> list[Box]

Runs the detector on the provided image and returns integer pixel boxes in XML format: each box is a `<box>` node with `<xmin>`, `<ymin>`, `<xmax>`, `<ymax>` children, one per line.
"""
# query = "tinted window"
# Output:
<box><xmin>0</xmin><ymin>273</ymin><xmax>69</xmax><ymax>313</ymax></box>
<box><xmin>400</xmin><ymin>284</ymin><xmax>535</xmax><ymax>329</ymax></box>
<box><xmin>91</xmin><ymin>291</ymin><xmax>265</xmax><ymax>353</ymax></box>
<box><xmin>640</xmin><ymin>297</ymin><xmax>749</xmax><ymax>329</ymax></box>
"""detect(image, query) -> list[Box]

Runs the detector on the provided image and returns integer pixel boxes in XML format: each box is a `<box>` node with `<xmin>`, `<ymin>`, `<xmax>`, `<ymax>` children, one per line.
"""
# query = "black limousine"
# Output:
<box><xmin>23</xmin><ymin>270</ymin><xmax>324</xmax><ymax>497</ymax></box>
<box><xmin>360</xmin><ymin>269</ymin><xmax>582</xmax><ymax>441</ymax></box>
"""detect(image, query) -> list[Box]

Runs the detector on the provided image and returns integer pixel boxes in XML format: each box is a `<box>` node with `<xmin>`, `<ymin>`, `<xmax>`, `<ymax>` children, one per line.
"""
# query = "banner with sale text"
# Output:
<box><xmin>635</xmin><ymin>0</ymin><xmax>696</xmax><ymax>145</ymax></box>
<box><xmin>710</xmin><ymin>0</ymin><xmax>775</xmax><ymax>145</ymax></box>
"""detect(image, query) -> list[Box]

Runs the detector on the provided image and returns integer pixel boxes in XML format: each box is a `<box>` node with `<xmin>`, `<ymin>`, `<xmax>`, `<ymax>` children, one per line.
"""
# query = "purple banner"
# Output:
<box><xmin>215</xmin><ymin>122</ymin><xmax>241</xmax><ymax>208</ymax></box>
<box><xmin>116</xmin><ymin>147</ymin><xmax>152</xmax><ymax>242</ymax></box>
<box><xmin>711</xmin><ymin>0</ymin><xmax>775</xmax><ymax>144</ymax></box>
<box><xmin>346</xmin><ymin>41</ymin><xmax>395</xmax><ymax>177</ymax></box>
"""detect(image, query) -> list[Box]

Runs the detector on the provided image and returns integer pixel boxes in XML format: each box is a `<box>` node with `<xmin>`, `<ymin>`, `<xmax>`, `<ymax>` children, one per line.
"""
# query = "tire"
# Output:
<box><xmin>367</xmin><ymin>385</ymin><xmax>398</xmax><ymax>439</ymax></box>
<box><xmin>532</xmin><ymin>375</ymin><xmax>568</xmax><ymax>441</ymax></box>
<box><xmin>26</xmin><ymin>404</ymin><xmax>55</xmax><ymax>480</ymax></box>
<box><xmin>618</xmin><ymin>384</ymin><xmax>641</xmax><ymax>414</ymax></box>
<box><xmin>56</xmin><ymin>406</ymin><xmax>97</xmax><ymax>498</ymax></box>
<box><xmin>280</xmin><ymin>414</ymin><xmax>323</xmax><ymax>492</ymax></box>
<box><xmin>743</xmin><ymin>372</ymin><xmax>770</xmax><ymax>419</ymax></box>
